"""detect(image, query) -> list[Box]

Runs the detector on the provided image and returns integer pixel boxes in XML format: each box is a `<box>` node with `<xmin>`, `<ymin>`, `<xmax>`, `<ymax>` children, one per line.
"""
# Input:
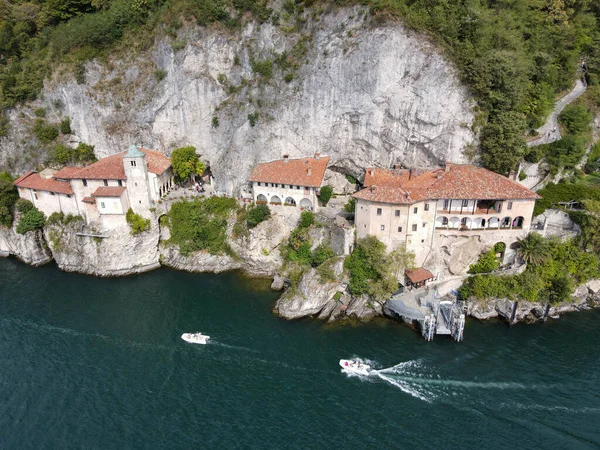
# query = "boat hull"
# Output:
<box><xmin>339</xmin><ymin>359</ymin><xmax>371</xmax><ymax>376</ymax></box>
<box><xmin>181</xmin><ymin>333</ymin><xmax>210</xmax><ymax>345</ymax></box>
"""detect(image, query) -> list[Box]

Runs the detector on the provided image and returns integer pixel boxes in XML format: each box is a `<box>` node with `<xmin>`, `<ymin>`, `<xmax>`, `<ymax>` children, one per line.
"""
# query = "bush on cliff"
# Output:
<box><xmin>459</xmin><ymin>237</ymin><xmax>599</xmax><ymax>304</ymax></box>
<box><xmin>16</xmin><ymin>205</ymin><xmax>45</xmax><ymax>234</ymax></box>
<box><xmin>0</xmin><ymin>180</ymin><xmax>18</xmax><ymax>226</ymax></box>
<box><xmin>126</xmin><ymin>208</ymin><xmax>151</xmax><ymax>235</ymax></box>
<box><xmin>344</xmin><ymin>237</ymin><xmax>415</xmax><ymax>301</ymax></box>
<box><xmin>468</xmin><ymin>249</ymin><xmax>500</xmax><ymax>274</ymax></box>
<box><xmin>299</xmin><ymin>211</ymin><xmax>314</xmax><ymax>228</ymax></box>
<box><xmin>246</xmin><ymin>204</ymin><xmax>271</xmax><ymax>228</ymax></box>
<box><xmin>164</xmin><ymin>197</ymin><xmax>237</xmax><ymax>255</ymax></box>
<box><xmin>318</xmin><ymin>186</ymin><xmax>333</xmax><ymax>206</ymax></box>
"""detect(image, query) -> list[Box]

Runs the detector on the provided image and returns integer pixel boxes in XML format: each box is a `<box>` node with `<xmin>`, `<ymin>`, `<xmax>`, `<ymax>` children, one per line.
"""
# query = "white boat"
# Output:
<box><xmin>181</xmin><ymin>332</ymin><xmax>210</xmax><ymax>345</ymax></box>
<box><xmin>339</xmin><ymin>359</ymin><xmax>372</xmax><ymax>376</ymax></box>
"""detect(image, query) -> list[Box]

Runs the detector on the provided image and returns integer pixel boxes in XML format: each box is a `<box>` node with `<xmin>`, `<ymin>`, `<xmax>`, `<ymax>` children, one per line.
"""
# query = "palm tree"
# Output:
<box><xmin>515</xmin><ymin>233</ymin><xmax>550</xmax><ymax>266</ymax></box>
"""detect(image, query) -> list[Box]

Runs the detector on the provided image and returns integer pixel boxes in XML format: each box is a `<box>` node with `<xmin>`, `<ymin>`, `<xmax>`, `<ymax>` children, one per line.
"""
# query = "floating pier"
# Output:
<box><xmin>386</xmin><ymin>290</ymin><xmax>465</xmax><ymax>342</ymax></box>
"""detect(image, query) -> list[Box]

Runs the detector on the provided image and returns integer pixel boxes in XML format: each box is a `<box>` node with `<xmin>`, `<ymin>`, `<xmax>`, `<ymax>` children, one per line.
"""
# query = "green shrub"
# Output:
<box><xmin>47</xmin><ymin>212</ymin><xmax>65</xmax><ymax>225</ymax></box>
<box><xmin>0</xmin><ymin>171</ymin><xmax>13</xmax><ymax>182</ymax></box>
<box><xmin>126</xmin><ymin>208</ymin><xmax>151</xmax><ymax>235</ymax></box>
<box><xmin>459</xmin><ymin>237</ymin><xmax>600</xmax><ymax>304</ymax></box>
<box><xmin>319</xmin><ymin>185</ymin><xmax>333</xmax><ymax>205</ymax></box>
<box><xmin>559</xmin><ymin>105</ymin><xmax>593</xmax><ymax>136</ymax></box>
<box><xmin>60</xmin><ymin>117</ymin><xmax>72</xmax><ymax>134</ymax></box>
<box><xmin>250</xmin><ymin>58</ymin><xmax>273</xmax><ymax>79</ymax></box>
<box><xmin>300</xmin><ymin>211</ymin><xmax>314</xmax><ymax>228</ymax></box>
<box><xmin>49</xmin><ymin>142</ymin><xmax>96</xmax><ymax>166</ymax></box>
<box><xmin>344</xmin><ymin>236</ymin><xmax>400</xmax><ymax>300</ymax></box>
<box><xmin>248</xmin><ymin>112</ymin><xmax>259</xmax><ymax>127</ymax></box>
<box><xmin>164</xmin><ymin>197</ymin><xmax>237</xmax><ymax>255</ymax></box>
<box><xmin>345</xmin><ymin>174</ymin><xmax>358</xmax><ymax>185</ymax></box>
<box><xmin>0</xmin><ymin>180</ymin><xmax>18</xmax><ymax>226</ymax></box>
<box><xmin>153</xmin><ymin>69</ymin><xmax>167</xmax><ymax>82</ymax></box>
<box><xmin>494</xmin><ymin>242</ymin><xmax>506</xmax><ymax>253</ymax></box>
<box><xmin>34</xmin><ymin>107</ymin><xmax>46</xmax><ymax>118</ymax></box>
<box><xmin>518</xmin><ymin>171</ymin><xmax>526</xmax><ymax>181</ymax></box>
<box><xmin>584</xmin><ymin>142</ymin><xmax>600</xmax><ymax>174</ymax></box>
<box><xmin>246</xmin><ymin>204</ymin><xmax>271</xmax><ymax>228</ymax></box>
<box><xmin>33</xmin><ymin>120</ymin><xmax>59</xmax><ymax>144</ymax></box>
<box><xmin>468</xmin><ymin>249</ymin><xmax>500</xmax><ymax>274</ymax></box>
<box><xmin>312</xmin><ymin>244</ymin><xmax>334</xmax><ymax>267</ymax></box>
<box><xmin>16</xmin><ymin>198</ymin><xmax>35</xmax><ymax>213</ymax></box>
<box><xmin>16</xmin><ymin>206</ymin><xmax>45</xmax><ymax>234</ymax></box>
<box><xmin>344</xmin><ymin>197</ymin><xmax>356</xmax><ymax>213</ymax></box>
<box><xmin>212</xmin><ymin>116</ymin><xmax>219</xmax><ymax>128</ymax></box>
<box><xmin>534</xmin><ymin>182</ymin><xmax>600</xmax><ymax>216</ymax></box>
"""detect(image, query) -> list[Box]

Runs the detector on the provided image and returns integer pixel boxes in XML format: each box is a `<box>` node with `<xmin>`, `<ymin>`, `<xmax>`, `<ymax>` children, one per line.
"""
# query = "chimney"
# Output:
<box><xmin>314</xmin><ymin>152</ymin><xmax>321</xmax><ymax>160</ymax></box>
<box><xmin>393</xmin><ymin>164</ymin><xmax>402</xmax><ymax>170</ymax></box>
<box><xmin>444</xmin><ymin>162</ymin><xmax>451</xmax><ymax>172</ymax></box>
<box><xmin>369</xmin><ymin>168</ymin><xmax>374</xmax><ymax>176</ymax></box>
<box><xmin>307</xmin><ymin>166</ymin><xmax>312</xmax><ymax>176</ymax></box>
<box><xmin>283</xmin><ymin>154</ymin><xmax>289</xmax><ymax>163</ymax></box>
<box><xmin>508</xmin><ymin>170</ymin><xmax>516</xmax><ymax>181</ymax></box>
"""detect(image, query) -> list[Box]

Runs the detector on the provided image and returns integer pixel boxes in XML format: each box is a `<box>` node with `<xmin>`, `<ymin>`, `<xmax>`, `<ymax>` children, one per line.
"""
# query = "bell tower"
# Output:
<box><xmin>123</xmin><ymin>144</ymin><xmax>151</xmax><ymax>213</ymax></box>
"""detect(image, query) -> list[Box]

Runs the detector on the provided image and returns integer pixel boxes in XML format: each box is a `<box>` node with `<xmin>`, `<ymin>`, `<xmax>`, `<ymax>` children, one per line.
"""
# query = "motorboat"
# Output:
<box><xmin>339</xmin><ymin>359</ymin><xmax>372</xmax><ymax>376</ymax></box>
<box><xmin>181</xmin><ymin>332</ymin><xmax>210</xmax><ymax>344</ymax></box>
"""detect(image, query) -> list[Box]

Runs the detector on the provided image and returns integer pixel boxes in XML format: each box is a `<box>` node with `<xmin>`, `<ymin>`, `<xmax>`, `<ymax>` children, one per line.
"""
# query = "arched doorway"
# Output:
<box><xmin>501</xmin><ymin>217</ymin><xmax>512</xmax><ymax>229</ymax></box>
<box><xmin>449</xmin><ymin>217</ymin><xmax>460</xmax><ymax>229</ymax></box>
<box><xmin>270</xmin><ymin>195</ymin><xmax>282</xmax><ymax>205</ymax></box>
<box><xmin>257</xmin><ymin>194</ymin><xmax>267</xmax><ymax>204</ymax></box>
<box><xmin>285</xmin><ymin>197</ymin><xmax>296</xmax><ymax>206</ymax></box>
<box><xmin>435</xmin><ymin>216</ymin><xmax>448</xmax><ymax>229</ymax></box>
<box><xmin>488</xmin><ymin>217</ymin><xmax>500</xmax><ymax>229</ymax></box>
<box><xmin>460</xmin><ymin>217</ymin><xmax>472</xmax><ymax>230</ymax></box>
<box><xmin>299</xmin><ymin>198</ymin><xmax>313</xmax><ymax>210</ymax></box>
<box><xmin>512</xmin><ymin>216</ymin><xmax>524</xmax><ymax>228</ymax></box>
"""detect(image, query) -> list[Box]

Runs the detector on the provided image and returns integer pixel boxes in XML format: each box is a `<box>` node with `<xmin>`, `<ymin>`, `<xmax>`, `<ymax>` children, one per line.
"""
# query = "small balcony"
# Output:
<box><xmin>435</xmin><ymin>216</ymin><xmax>525</xmax><ymax>231</ymax></box>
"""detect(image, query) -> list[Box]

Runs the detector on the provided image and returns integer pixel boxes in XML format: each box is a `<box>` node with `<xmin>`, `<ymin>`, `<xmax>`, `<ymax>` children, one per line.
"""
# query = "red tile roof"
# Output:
<box><xmin>14</xmin><ymin>172</ymin><xmax>74</xmax><ymax>195</ymax></box>
<box><xmin>54</xmin><ymin>166</ymin><xmax>83</xmax><ymax>179</ymax></box>
<box><xmin>91</xmin><ymin>186</ymin><xmax>126</xmax><ymax>197</ymax></box>
<box><xmin>65</xmin><ymin>148</ymin><xmax>171</xmax><ymax>180</ymax></box>
<box><xmin>248</xmin><ymin>155</ymin><xmax>330</xmax><ymax>188</ymax></box>
<box><xmin>355</xmin><ymin>164</ymin><xmax>540</xmax><ymax>204</ymax></box>
<box><xmin>82</xmin><ymin>197</ymin><xmax>95</xmax><ymax>204</ymax></box>
<box><xmin>406</xmin><ymin>268</ymin><xmax>435</xmax><ymax>284</ymax></box>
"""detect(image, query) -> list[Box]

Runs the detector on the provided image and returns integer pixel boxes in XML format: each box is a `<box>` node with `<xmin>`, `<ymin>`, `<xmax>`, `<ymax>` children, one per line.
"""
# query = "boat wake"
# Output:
<box><xmin>348</xmin><ymin>359</ymin><xmax>554</xmax><ymax>403</ymax></box>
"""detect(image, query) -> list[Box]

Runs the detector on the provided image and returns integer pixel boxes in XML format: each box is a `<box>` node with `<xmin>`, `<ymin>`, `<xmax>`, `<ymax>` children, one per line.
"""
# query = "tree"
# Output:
<box><xmin>344</xmin><ymin>197</ymin><xmax>356</xmax><ymax>213</ymax></box>
<box><xmin>125</xmin><ymin>208</ymin><xmax>150</xmax><ymax>235</ymax></box>
<box><xmin>0</xmin><ymin>180</ymin><xmax>18</xmax><ymax>227</ymax></box>
<box><xmin>16</xmin><ymin>206</ymin><xmax>45</xmax><ymax>234</ymax></box>
<box><xmin>171</xmin><ymin>146</ymin><xmax>205</xmax><ymax>182</ymax></box>
<box><xmin>481</xmin><ymin>111</ymin><xmax>527</xmax><ymax>174</ymax></box>
<box><xmin>300</xmin><ymin>211</ymin><xmax>314</xmax><ymax>228</ymax></box>
<box><xmin>246</xmin><ymin>204</ymin><xmax>270</xmax><ymax>228</ymax></box>
<box><xmin>387</xmin><ymin>243</ymin><xmax>416</xmax><ymax>279</ymax></box>
<box><xmin>319</xmin><ymin>185</ymin><xmax>333</xmax><ymax>205</ymax></box>
<box><xmin>516</xmin><ymin>233</ymin><xmax>551</xmax><ymax>266</ymax></box>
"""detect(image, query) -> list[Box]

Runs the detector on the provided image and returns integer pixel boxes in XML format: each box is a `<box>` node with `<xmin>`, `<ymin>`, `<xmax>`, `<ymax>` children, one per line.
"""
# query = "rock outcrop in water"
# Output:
<box><xmin>0</xmin><ymin>6</ymin><xmax>474</xmax><ymax>192</ymax></box>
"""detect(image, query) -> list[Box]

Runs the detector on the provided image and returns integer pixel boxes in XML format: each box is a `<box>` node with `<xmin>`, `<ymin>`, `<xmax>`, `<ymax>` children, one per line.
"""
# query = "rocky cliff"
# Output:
<box><xmin>0</xmin><ymin>6</ymin><xmax>474</xmax><ymax>191</ymax></box>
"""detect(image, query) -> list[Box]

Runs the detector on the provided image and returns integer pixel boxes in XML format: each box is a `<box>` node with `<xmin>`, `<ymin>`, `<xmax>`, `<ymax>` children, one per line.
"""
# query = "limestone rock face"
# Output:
<box><xmin>0</xmin><ymin>6</ymin><xmax>474</xmax><ymax>191</ymax></box>
<box><xmin>46</xmin><ymin>221</ymin><xmax>161</xmax><ymax>276</ymax></box>
<box><xmin>0</xmin><ymin>226</ymin><xmax>51</xmax><ymax>266</ymax></box>
<box><xmin>275</xmin><ymin>258</ymin><xmax>347</xmax><ymax>319</ymax></box>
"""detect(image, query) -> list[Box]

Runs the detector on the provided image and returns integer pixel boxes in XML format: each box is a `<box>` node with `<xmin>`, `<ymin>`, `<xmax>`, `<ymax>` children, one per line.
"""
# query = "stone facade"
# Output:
<box><xmin>15</xmin><ymin>145</ymin><xmax>173</xmax><ymax>230</ymax></box>
<box><xmin>354</xmin><ymin>164</ymin><xmax>540</xmax><ymax>266</ymax></box>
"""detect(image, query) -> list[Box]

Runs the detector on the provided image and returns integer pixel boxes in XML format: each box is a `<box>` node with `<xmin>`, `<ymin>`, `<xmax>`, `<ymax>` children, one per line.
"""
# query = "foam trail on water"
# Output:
<box><xmin>375</xmin><ymin>372</ymin><xmax>434</xmax><ymax>402</ymax></box>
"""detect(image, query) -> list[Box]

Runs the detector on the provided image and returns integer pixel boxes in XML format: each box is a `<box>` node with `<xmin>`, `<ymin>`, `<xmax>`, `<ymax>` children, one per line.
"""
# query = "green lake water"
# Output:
<box><xmin>0</xmin><ymin>257</ymin><xmax>599</xmax><ymax>449</ymax></box>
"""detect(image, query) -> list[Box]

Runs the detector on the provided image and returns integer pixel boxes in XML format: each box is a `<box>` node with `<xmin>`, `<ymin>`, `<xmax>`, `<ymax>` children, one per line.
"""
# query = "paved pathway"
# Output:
<box><xmin>528</xmin><ymin>78</ymin><xmax>587</xmax><ymax>147</ymax></box>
